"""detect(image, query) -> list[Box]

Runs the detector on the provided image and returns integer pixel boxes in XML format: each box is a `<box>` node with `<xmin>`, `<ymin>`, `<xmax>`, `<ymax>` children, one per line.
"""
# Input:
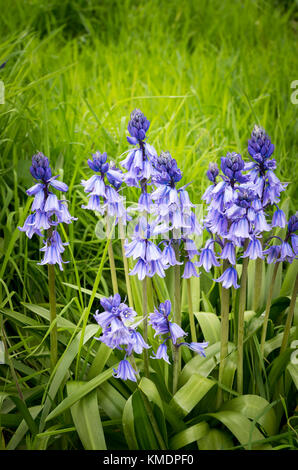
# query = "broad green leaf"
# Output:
<box><xmin>132</xmin><ymin>390</ymin><xmax>159</xmax><ymax>449</ymax></box>
<box><xmin>6</xmin><ymin>406</ymin><xmax>42</xmax><ymax>450</ymax></box>
<box><xmin>280</xmin><ymin>260</ymin><xmax>298</xmax><ymax>297</ymax></box>
<box><xmin>287</xmin><ymin>363</ymin><xmax>298</xmax><ymax>389</ymax></box>
<box><xmin>169</xmin><ymin>421</ymin><xmax>209</xmax><ymax>449</ymax></box>
<box><xmin>138</xmin><ymin>377</ymin><xmax>167</xmax><ymax>445</ymax></box>
<box><xmin>220</xmin><ymin>351</ymin><xmax>237</xmax><ymax>399</ymax></box>
<box><xmin>220</xmin><ymin>395</ymin><xmax>277</xmax><ymax>436</ymax></box>
<box><xmin>62</xmin><ymin>282</ymin><xmax>102</xmax><ymax>300</ymax></box>
<box><xmin>180</xmin><ymin>341</ymin><xmax>235</xmax><ymax>385</ymax></box>
<box><xmin>201</xmin><ymin>291</ymin><xmax>215</xmax><ymax>313</ymax></box>
<box><xmin>206</xmin><ymin>410</ymin><xmax>271</xmax><ymax>449</ymax></box>
<box><xmin>88</xmin><ymin>342</ymin><xmax>112</xmax><ymax>380</ymax></box>
<box><xmin>170</xmin><ymin>374</ymin><xmax>215</xmax><ymax>417</ymax></box>
<box><xmin>122</xmin><ymin>395</ymin><xmax>139</xmax><ymax>450</ymax></box>
<box><xmin>264</xmin><ymin>327</ymin><xmax>296</xmax><ymax>357</ymax></box>
<box><xmin>40</xmin><ymin>324</ymin><xmax>99</xmax><ymax>431</ymax></box>
<box><xmin>268</xmin><ymin>349</ymin><xmax>292</xmax><ymax>393</ymax></box>
<box><xmin>46</xmin><ymin>367</ymin><xmax>113</xmax><ymax>422</ymax></box>
<box><xmin>194</xmin><ymin>312</ymin><xmax>220</xmax><ymax>344</ymax></box>
<box><xmin>97</xmin><ymin>382</ymin><xmax>126</xmax><ymax>419</ymax></box>
<box><xmin>67</xmin><ymin>382</ymin><xmax>106</xmax><ymax>450</ymax></box>
<box><xmin>23</xmin><ymin>303</ymin><xmax>76</xmax><ymax>330</ymax></box>
<box><xmin>198</xmin><ymin>428</ymin><xmax>234</xmax><ymax>450</ymax></box>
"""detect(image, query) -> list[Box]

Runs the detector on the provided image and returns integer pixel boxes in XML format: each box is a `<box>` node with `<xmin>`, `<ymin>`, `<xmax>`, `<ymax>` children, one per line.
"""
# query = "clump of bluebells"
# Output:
<box><xmin>19</xmin><ymin>152</ymin><xmax>76</xmax><ymax>270</ymax></box>
<box><xmin>149</xmin><ymin>300</ymin><xmax>208</xmax><ymax>363</ymax></box>
<box><xmin>200</xmin><ymin>124</ymin><xmax>296</xmax><ymax>289</ymax></box>
<box><xmin>264</xmin><ymin>213</ymin><xmax>298</xmax><ymax>264</ymax></box>
<box><xmin>120</xmin><ymin>110</ymin><xmax>166</xmax><ymax>279</ymax></box>
<box><xmin>94</xmin><ymin>294</ymin><xmax>150</xmax><ymax>381</ymax></box>
<box><xmin>124</xmin><ymin>216</ymin><xmax>167</xmax><ymax>280</ymax></box>
<box><xmin>151</xmin><ymin>150</ymin><xmax>202</xmax><ymax>279</ymax></box>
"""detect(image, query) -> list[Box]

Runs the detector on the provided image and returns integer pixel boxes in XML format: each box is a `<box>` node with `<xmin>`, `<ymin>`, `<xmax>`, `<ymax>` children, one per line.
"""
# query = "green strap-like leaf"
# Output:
<box><xmin>220</xmin><ymin>395</ymin><xmax>277</xmax><ymax>436</ymax></box>
<box><xmin>206</xmin><ymin>410</ymin><xmax>271</xmax><ymax>449</ymax></box>
<box><xmin>198</xmin><ymin>428</ymin><xmax>234</xmax><ymax>450</ymax></box>
<box><xmin>194</xmin><ymin>312</ymin><xmax>221</xmax><ymax>344</ymax></box>
<box><xmin>67</xmin><ymin>382</ymin><xmax>106</xmax><ymax>450</ymax></box>
<box><xmin>40</xmin><ymin>324</ymin><xmax>99</xmax><ymax>431</ymax></box>
<box><xmin>45</xmin><ymin>367</ymin><xmax>113</xmax><ymax>422</ymax></box>
<box><xmin>122</xmin><ymin>395</ymin><xmax>139</xmax><ymax>450</ymax></box>
<box><xmin>169</xmin><ymin>421</ymin><xmax>209</xmax><ymax>449</ymax></box>
<box><xmin>170</xmin><ymin>374</ymin><xmax>215</xmax><ymax>417</ymax></box>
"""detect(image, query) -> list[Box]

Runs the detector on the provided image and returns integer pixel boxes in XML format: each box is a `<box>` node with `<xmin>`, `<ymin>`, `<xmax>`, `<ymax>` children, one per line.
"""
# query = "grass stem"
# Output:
<box><xmin>106</xmin><ymin>221</ymin><xmax>118</xmax><ymax>295</ymax></box>
<box><xmin>236</xmin><ymin>245</ymin><xmax>249</xmax><ymax>394</ymax></box>
<box><xmin>280</xmin><ymin>274</ymin><xmax>298</xmax><ymax>354</ymax></box>
<box><xmin>119</xmin><ymin>219</ymin><xmax>134</xmax><ymax>308</ymax></box>
<box><xmin>187</xmin><ymin>278</ymin><xmax>197</xmax><ymax>343</ymax></box>
<box><xmin>142</xmin><ymin>276</ymin><xmax>149</xmax><ymax>378</ymax></box>
<box><xmin>172</xmin><ymin>242</ymin><xmax>181</xmax><ymax>394</ymax></box>
<box><xmin>48</xmin><ymin>264</ymin><xmax>57</xmax><ymax>371</ymax></box>
<box><xmin>217</xmin><ymin>260</ymin><xmax>230</xmax><ymax>408</ymax></box>
<box><xmin>260</xmin><ymin>262</ymin><xmax>279</xmax><ymax>358</ymax></box>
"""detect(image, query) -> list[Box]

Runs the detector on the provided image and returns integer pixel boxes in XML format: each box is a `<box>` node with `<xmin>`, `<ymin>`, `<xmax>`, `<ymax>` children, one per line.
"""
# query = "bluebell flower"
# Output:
<box><xmin>220</xmin><ymin>241</ymin><xmax>236</xmax><ymax>265</ymax></box>
<box><xmin>125</xmin><ymin>217</ymin><xmax>166</xmax><ymax>280</ymax></box>
<box><xmin>242</xmin><ymin>237</ymin><xmax>263</xmax><ymax>260</ymax></box>
<box><xmin>221</xmin><ymin>152</ymin><xmax>249</xmax><ymax>184</ymax></box>
<box><xmin>248</xmin><ymin>125</ymin><xmax>274</xmax><ymax>161</ymax></box>
<box><xmin>206</xmin><ymin>162</ymin><xmax>219</xmax><ymax>183</ymax></box>
<box><xmin>150</xmin><ymin>343</ymin><xmax>170</xmax><ymax>364</ymax></box>
<box><xmin>149</xmin><ymin>300</ymin><xmax>208</xmax><ymax>362</ymax></box>
<box><xmin>81</xmin><ymin>151</ymin><xmax>128</xmax><ymax>222</ymax></box>
<box><xmin>127</xmin><ymin>109</ymin><xmax>150</xmax><ymax>145</ymax></box>
<box><xmin>180</xmin><ymin>341</ymin><xmax>209</xmax><ymax>357</ymax></box>
<box><xmin>121</xmin><ymin>109</ymin><xmax>156</xmax><ymax>187</ymax></box>
<box><xmin>149</xmin><ymin>300</ymin><xmax>187</xmax><ymax>344</ymax></box>
<box><xmin>38</xmin><ymin>230</ymin><xmax>69</xmax><ymax>271</ymax></box>
<box><xmin>263</xmin><ymin>245</ymin><xmax>281</xmax><ymax>264</ymax></box>
<box><xmin>182</xmin><ymin>260</ymin><xmax>200</xmax><ymax>279</ymax></box>
<box><xmin>214</xmin><ymin>266</ymin><xmax>240</xmax><ymax>289</ymax></box>
<box><xmin>94</xmin><ymin>294</ymin><xmax>149</xmax><ymax>381</ymax></box>
<box><xmin>18</xmin><ymin>152</ymin><xmax>76</xmax><ymax>269</ymax></box>
<box><xmin>198</xmin><ymin>242</ymin><xmax>220</xmax><ymax>272</ymax></box>
<box><xmin>18</xmin><ymin>213</ymin><xmax>43</xmax><ymax>239</ymax></box>
<box><xmin>246</xmin><ymin>125</ymin><xmax>287</xmax><ymax>209</ymax></box>
<box><xmin>271</xmin><ymin>208</ymin><xmax>286</xmax><ymax>228</ymax></box>
<box><xmin>113</xmin><ymin>359</ymin><xmax>137</xmax><ymax>382</ymax></box>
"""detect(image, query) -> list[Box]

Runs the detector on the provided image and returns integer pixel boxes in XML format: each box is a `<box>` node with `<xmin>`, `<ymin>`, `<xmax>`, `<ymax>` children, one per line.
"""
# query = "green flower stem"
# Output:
<box><xmin>0</xmin><ymin>314</ymin><xmax>24</xmax><ymax>401</ymax></box>
<box><xmin>48</xmin><ymin>263</ymin><xmax>57</xmax><ymax>371</ymax></box>
<box><xmin>119</xmin><ymin>219</ymin><xmax>134</xmax><ymax>309</ymax></box>
<box><xmin>172</xmin><ymin>242</ymin><xmax>181</xmax><ymax>395</ymax></box>
<box><xmin>260</xmin><ymin>262</ymin><xmax>279</xmax><ymax>358</ymax></box>
<box><xmin>187</xmin><ymin>278</ymin><xmax>197</xmax><ymax>343</ymax></box>
<box><xmin>280</xmin><ymin>274</ymin><xmax>298</xmax><ymax>354</ymax></box>
<box><xmin>253</xmin><ymin>252</ymin><xmax>263</xmax><ymax>312</ymax></box>
<box><xmin>236</xmin><ymin>243</ymin><xmax>249</xmax><ymax>395</ymax></box>
<box><xmin>142</xmin><ymin>276</ymin><xmax>149</xmax><ymax>378</ymax></box>
<box><xmin>136</xmin><ymin>382</ymin><xmax>167</xmax><ymax>449</ymax></box>
<box><xmin>75</xmin><ymin>224</ymin><xmax>112</xmax><ymax>380</ymax></box>
<box><xmin>106</xmin><ymin>221</ymin><xmax>118</xmax><ymax>295</ymax></box>
<box><xmin>130</xmin><ymin>354</ymin><xmax>166</xmax><ymax>448</ymax></box>
<box><xmin>217</xmin><ymin>260</ymin><xmax>230</xmax><ymax>408</ymax></box>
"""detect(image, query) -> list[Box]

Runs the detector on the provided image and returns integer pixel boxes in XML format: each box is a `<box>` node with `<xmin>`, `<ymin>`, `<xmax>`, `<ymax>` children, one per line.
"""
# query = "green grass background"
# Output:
<box><xmin>0</xmin><ymin>0</ymin><xmax>297</xmax><ymax>305</ymax></box>
<box><xmin>0</xmin><ymin>0</ymin><xmax>297</xmax><ymax>450</ymax></box>
<box><xmin>1</xmin><ymin>0</ymin><xmax>297</xmax><ymax>306</ymax></box>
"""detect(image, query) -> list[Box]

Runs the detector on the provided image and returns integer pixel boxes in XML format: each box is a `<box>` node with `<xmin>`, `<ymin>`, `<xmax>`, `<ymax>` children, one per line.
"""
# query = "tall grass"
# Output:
<box><xmin>0</xmin><ymin>0</ymin><xmax>297</xmax><ymax>450</ymax></box>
